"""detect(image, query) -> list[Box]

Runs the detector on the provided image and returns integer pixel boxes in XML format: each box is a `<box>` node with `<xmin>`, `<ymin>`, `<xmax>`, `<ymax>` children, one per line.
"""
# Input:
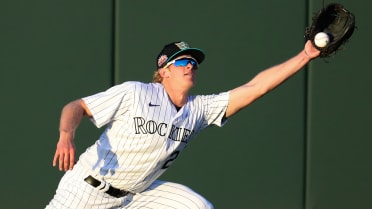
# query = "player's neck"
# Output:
<box><xmin>161</xmin><ymin>79</ymin><xmax>193</xmax><ymax>109</ymax></box>
<box><xmin>163</xmin><ymin>85</ymin><xmax>189</xmax><ymax>108</ymax></box>
<box><xmin>168</xmin><ymin>91</ymin><xmax>188</xmax><ymax>108</ymax></box>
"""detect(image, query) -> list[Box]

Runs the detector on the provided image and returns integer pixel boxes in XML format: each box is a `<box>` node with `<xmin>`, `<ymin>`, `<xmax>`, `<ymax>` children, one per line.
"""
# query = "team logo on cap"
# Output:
<box><xmin>175</xmin><ymin>42</ymin><xmax>190</xmax><ymax>50</ymax></box>
<box><xmin>157</xmin><ymin>55</ymin><xmax>168</xmax><ymax>67</ymax></box>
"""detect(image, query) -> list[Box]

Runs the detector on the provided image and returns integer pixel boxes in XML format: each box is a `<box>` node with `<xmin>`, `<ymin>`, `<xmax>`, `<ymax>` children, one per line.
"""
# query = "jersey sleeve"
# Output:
<box><xmin>82</xmin><ymin>81</ymin><xmax>136</xmax><ymax>128</ymax></box>
<box><xmin>199</xmin><ymin>91</ymin><xmax>230</xmax><ymax>128</ymax></box>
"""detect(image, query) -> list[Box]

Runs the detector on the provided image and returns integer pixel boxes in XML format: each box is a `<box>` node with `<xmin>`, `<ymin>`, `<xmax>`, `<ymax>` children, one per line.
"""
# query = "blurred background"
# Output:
<box><xmin>1</xmin><ymin>0</ymin><xmax>370</xmax><ymax>208</ymax></box>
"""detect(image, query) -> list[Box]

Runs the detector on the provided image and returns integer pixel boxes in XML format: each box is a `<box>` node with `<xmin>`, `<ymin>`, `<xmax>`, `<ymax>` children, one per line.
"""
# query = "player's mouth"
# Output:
<box><xmin>183</xmin><ymin>70</ymin><xmax>196</xmax><ymax>76</ymax></box>
<box><xmin>184</xmin><ymin>73</ymin><xmax>195</xmax><ymax>80</ymax></box>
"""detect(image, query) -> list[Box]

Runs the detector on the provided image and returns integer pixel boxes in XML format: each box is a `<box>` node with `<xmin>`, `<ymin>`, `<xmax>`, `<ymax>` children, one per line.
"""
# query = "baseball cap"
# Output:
<box><xmin>156</xmin><ymin>41</ymin><xmax>205</xmax><ymax>69</ymax></box>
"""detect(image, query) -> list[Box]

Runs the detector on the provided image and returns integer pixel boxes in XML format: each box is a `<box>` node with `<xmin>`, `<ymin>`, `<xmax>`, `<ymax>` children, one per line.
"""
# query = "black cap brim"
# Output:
<box><xmin>166</xmin><ymin>48</ymin><xmax>205</xmax><ymax>64</ymax></box>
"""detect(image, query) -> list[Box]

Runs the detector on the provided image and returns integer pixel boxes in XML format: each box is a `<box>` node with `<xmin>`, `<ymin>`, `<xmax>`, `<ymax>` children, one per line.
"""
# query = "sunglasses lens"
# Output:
<box><xmin>174</xmin><ymin>59</ymin><xmax>198</xmax><ymax>69</ymax></box>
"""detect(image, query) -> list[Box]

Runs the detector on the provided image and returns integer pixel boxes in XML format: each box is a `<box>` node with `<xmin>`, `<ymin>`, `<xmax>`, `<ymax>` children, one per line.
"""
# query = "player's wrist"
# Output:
<box><xmin>59</xmin><ymin>129</ymin><xmax>75</xmax><ymax>140</ymax></box>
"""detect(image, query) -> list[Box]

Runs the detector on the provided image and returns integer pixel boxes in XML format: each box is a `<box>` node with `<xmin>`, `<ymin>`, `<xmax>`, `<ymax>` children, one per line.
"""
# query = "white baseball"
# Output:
<box><xmin>314</xmin><ymin>32</ymin><xmax>330</xmax><ymax>48</ymax></box>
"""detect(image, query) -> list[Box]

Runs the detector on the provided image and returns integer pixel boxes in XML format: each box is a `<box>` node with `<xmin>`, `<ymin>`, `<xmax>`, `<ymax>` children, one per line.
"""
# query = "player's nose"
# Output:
<box><xmin>185</xmin><ymin>63</ymin><xmax>197</xmax><ymax>72</ymax></box>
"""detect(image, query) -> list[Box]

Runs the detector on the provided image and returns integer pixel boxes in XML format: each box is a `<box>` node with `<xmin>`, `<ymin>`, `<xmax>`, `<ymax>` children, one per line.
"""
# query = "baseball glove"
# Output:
<box><xmin>305</xmin><ymin>3</ymin><xmax>356</xmax><ymax>57</ymax></box>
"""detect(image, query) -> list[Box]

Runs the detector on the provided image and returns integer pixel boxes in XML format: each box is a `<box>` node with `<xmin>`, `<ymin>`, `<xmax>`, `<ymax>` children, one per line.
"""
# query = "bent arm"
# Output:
<box><xmin>53</xmin><ymin>99</ymin><xmax>92</xmax><ymax>171</ymax></box>
<box><xmin>225</xmin><ymin>40</ymin><xmax>319</xmax><ymax>118</ymax></box>
<box><xmin>59</xmin><ymin>99</ymin><xmax>92</xmax><ymax>134</ymax></box>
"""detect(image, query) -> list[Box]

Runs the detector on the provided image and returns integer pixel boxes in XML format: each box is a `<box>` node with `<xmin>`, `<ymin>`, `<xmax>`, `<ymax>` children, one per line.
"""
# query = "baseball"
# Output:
<box><xmin>314</xmin><ymin>32</ymin><xmax>330</xmax><ymax>48</ymax></box>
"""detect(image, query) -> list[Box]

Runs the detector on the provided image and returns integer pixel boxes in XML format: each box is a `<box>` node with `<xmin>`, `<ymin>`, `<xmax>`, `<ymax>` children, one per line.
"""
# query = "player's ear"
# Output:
<box><xmin>159</xmin><ymin>68</ymin><xmax>170</xmax><ymax>78</ymax></box>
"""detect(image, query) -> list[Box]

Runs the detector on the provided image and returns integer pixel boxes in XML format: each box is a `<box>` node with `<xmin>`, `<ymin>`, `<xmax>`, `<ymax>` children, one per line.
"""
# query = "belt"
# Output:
<box><xmin>84</xmin><ymin>175</ymin><xmax>130</xmax><ymax>198</ymax></box>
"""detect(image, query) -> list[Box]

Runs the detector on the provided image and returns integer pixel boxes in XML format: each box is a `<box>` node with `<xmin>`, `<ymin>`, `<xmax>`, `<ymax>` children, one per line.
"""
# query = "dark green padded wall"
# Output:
<box><xmin>1</xmin><ymin>0</ymin><xmax>113</xmax><ymax>208</ymax></box>
<box><xmin>1</xmin><ymin>0</ymin><xmax>371</xmax><ymax>209</ymax></box>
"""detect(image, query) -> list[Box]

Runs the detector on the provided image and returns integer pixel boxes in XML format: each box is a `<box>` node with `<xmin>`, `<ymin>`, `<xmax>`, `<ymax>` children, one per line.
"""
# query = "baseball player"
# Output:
<box><xmin>46</xmin><ymin>40</ymin><xmax>320</xmax><ymax>209</ymax></box>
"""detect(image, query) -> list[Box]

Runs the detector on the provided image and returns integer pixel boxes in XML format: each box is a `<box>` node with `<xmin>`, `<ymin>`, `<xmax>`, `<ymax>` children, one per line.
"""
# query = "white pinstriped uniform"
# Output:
<box><xmin>46</xmin><ymin>81</ymin><xmax>229</xmax><ymax>209</ymax></box>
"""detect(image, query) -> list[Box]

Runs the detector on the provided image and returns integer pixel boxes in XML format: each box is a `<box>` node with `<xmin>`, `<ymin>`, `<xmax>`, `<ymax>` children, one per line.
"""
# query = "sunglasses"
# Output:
<box><xmin>164</xmin><ymin>58</ymin><xmax>199</xmax><ymax>70</ymax></box>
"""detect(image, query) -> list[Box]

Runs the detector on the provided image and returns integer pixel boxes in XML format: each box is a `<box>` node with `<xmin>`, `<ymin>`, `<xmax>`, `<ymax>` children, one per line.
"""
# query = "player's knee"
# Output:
<box><xmin>179</xmin><ymin>193</ymin><xmax>214</xmax><ymax>209</ymax></box>
<box><xmin>177</xmin><ymin>185</ymin><xmax>214</xmax><ymax>209</ymax></box>
<box><xmin>197</xmin><ymin>196</ymin><xmax>214</xmax><ymax>209</ymax></box>
<box><xmin>149</xmin><ymin>181</ymin><xmax>214</xmax><ymax>209</ymax></box>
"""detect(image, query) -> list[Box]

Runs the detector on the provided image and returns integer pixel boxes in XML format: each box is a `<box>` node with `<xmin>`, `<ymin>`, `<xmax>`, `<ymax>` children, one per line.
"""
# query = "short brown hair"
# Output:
<box><xmin>152</xmin><ymin>70</ymin><xmax>163</xmax><ymax>83</ymax></box>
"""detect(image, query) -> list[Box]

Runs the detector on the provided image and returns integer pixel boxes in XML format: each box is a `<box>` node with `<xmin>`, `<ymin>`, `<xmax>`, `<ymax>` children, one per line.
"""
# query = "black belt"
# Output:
<box><xmin>84</xmin><ymin>175</ymin><xmax>130</xmax><ymax>198</ymax></box>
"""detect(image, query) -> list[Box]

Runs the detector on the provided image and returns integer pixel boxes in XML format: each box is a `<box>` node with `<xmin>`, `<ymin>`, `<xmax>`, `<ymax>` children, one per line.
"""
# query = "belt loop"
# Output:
<box><xmin>101</xmin><ymin>181</ymin><xmax>110</xmax><ymax>192</ymax></box>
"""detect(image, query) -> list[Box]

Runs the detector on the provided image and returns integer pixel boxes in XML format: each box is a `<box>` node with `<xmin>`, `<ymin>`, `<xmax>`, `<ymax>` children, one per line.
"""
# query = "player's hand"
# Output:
<box><xmin>53</xmin><ymin>132</ymin><xmax>76</xmax><ymax>171</ymax></box>
<box><xmin>304</xmin><ymin>40</ymin><xmax>320</xmax><ymax>59</ymax></box>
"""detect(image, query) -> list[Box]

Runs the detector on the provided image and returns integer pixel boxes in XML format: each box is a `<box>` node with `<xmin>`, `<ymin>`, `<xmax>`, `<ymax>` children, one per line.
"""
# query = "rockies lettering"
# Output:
<box><xmin>133</xmin><ymin>117</ymin><xmax>167</xmax><ymax>136</ymax></box>
<box><xmin>168</xmin><ymin>124</ymin><xmax>194</xmax><ymax>143</ymax></box>
<box><xmin>133</xmin><ymin>117</ymin><xmax>194</xmax><ymax>143</ymax></box>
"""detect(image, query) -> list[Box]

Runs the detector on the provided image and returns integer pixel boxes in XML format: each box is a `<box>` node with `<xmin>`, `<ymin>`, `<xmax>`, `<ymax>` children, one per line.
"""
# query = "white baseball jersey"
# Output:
<box><xmin>79</xmin><ymin>81</ymin><xmax>229</xmax><ymax>193</ymax></box>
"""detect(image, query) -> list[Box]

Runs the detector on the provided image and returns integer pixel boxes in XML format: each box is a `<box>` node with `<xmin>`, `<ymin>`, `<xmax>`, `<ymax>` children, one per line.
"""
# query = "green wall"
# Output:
<box><xmin>1</xmin><ymin>0</ymin><xmax>370</xmax><ymax>208</ymax></box>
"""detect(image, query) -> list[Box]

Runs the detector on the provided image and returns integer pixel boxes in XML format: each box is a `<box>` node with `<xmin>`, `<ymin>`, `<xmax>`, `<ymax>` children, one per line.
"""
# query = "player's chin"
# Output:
<box><xmin>183</xmin><ymin>76</ymin><xmax>194</xmax><ymax>83</ymax></box>
<box><xmin>184</xmin><ymin>80</ymin><xmax>195</xmax><ymax>89</ymax></box>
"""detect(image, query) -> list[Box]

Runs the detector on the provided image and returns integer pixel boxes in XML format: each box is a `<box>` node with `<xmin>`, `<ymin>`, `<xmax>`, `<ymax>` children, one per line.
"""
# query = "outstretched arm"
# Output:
<box><xmin>225</xmin><ymin>40</ymin><xmax>320</xmax><ymax>118</ymax></box>
<box><xmin>52</xmin><ymin>99</ymin><xmax>92</xmax><ymax>171</ymax></box>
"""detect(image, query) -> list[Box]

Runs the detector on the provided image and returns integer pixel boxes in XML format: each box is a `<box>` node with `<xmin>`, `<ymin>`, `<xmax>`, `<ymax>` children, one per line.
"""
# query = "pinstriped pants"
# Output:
<box><xmin>45</xmin><ymin>163</ymin><xmax>213</xmax><ymax>209</ymax></box>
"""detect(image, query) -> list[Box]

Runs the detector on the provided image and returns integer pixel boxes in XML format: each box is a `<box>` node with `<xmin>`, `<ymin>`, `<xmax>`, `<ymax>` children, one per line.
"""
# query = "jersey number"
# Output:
<box><xmin>161</xmin><ymin>151</ymin><xmax>180</xmax><ymax>169</ymax></box>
